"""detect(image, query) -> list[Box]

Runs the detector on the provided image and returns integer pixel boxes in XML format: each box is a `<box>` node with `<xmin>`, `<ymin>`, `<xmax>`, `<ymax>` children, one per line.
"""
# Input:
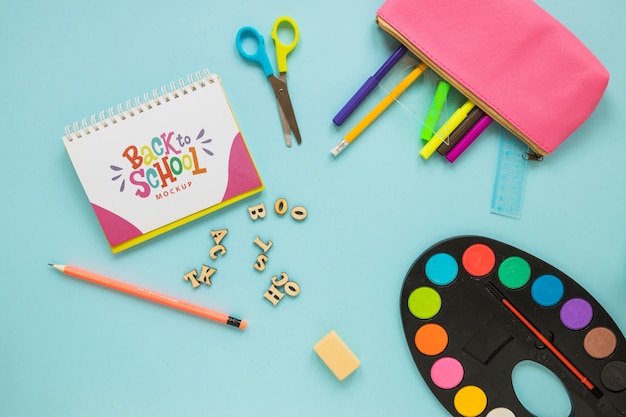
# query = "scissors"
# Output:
<box><xmin>236</xmin><ymin>16</ymin><xmax>302</xmax><ymax>147</ymax></box>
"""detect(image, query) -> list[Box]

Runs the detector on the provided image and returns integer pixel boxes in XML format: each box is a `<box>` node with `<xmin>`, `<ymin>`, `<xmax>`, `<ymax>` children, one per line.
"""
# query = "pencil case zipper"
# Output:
<box><xmin>376</xmin><ymin>0</ymin><xmax>612</xmax><ymax>162</ymax></box>
<box><xmin>377</xmin><ymin>17</ymin><xmax>545</xmax><ymax>157</ymax></box>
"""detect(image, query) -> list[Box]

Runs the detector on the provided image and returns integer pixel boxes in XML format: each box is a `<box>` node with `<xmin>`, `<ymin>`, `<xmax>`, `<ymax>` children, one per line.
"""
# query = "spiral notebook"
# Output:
<box><xmin>63</xmin><ymin>69</ymin><xmax>264</xmax><ymax>253</ymax></box>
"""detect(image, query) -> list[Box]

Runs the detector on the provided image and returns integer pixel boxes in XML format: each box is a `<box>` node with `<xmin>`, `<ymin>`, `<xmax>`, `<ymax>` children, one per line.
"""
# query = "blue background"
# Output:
<box><xmin>1</xmin><ymin>1</ymin><xmax>625</xmax><ymax>416</ymax></box>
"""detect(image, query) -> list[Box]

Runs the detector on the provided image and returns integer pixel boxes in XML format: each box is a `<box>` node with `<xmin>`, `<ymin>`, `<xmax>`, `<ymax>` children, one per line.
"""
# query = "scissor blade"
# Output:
<box><xmin>276</xmin><ymin>99</ymin><xmax>292</xmax><ymax>147</ymax></box>
<box><xmin>269</xmin><ymin>75</ymin><xmax>302</xmax><ymax>145</ymax></box>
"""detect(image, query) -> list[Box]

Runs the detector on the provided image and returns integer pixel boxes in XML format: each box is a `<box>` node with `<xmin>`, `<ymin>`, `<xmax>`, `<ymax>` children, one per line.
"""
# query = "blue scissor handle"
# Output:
<box><xmin>236</xmin><ymin>26</ymin><xmax>274</xmax><ymax>77</ymax></box>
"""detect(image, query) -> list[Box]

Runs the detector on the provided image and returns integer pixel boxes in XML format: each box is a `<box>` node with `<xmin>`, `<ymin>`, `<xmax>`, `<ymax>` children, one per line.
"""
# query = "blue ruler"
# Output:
<box><xmin>490</xmin><ymin>129</ymin><xmax>529</xmax><ymax>218</ymax></box>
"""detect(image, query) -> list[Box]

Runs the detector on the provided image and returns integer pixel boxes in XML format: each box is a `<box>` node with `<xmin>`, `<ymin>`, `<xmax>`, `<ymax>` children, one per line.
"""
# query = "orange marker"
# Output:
<box><xmin>49</xmin><ymin>264</ymin><xmax>247</xmax><ymax>329</ymax></box>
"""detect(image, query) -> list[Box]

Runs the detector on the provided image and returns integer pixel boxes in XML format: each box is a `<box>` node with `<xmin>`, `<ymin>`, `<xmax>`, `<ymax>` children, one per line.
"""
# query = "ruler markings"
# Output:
<box><xmin>490</xmin><ymin>129</ymin><xmax>528</xmax><ymax>218</ymax></box>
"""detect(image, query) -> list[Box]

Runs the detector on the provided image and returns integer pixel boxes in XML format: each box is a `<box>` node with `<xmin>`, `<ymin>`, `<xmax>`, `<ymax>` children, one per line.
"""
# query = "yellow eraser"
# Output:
<box><xmin>313</xmin><ymin>330</ymin><xmax>360</xmax><ymax>380</ymax></box>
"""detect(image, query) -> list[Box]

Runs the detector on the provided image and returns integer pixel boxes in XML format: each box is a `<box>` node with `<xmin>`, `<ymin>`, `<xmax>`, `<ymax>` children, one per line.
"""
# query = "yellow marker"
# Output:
<box><xmin>331</xmin><ymin>62</ymin><xmax>428</xmax><ymax>156</ymax></box>
<box><xmin>420</xmin><ymin>100</ymin><xmax>475</xmax><ymax>159</ymax></box>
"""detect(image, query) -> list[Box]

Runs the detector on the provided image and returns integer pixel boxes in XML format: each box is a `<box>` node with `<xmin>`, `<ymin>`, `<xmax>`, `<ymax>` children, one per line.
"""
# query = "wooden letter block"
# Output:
<box><xmin>284</xmin><ymin>281</ymin><xmax>300</xmax><ymax>297</ymax></box>
<box><xmin>265</xmin><ymin>273</ymin><xmax>300</xmax><ymax>305</ymax></box>
<box><xmin>254</xmin><ymin>254</ymin><xmax>268</xmax><ymax>272</ymax></box>
<box><xmin>263</xmin><ymin>284</ymin><xmax>285</xmax><ymax>306</ymax></box>
<box><xmin>253</xmin><ymin>236</ymin><xmax>273</xmax><ymax>253</ymax></box>
<box><xmin>291</xmin><ymin>206</ymin><xmax>308</xmax><ymax>221</ymax></box>
<box><xmin>210</xmin><ymin>229</ymin><xmax>228</xmax><ymax>246</ymax></box>
<box><xmin>248</xmin><ymin>202</ymin><xmax>266</xmax><ymax>220</ymax></box>
<box><xmin>271</xmin><ymin>272</ymin><xmax>289</xmax><ymax>287</ymax></box>
<box><xmin>197</xmin><ymin>265</ymin><xmax>216</xmax><ymax>286</ymax></box>
<box><xmin>314</xmin><ymin>330</ymin><xmax>360</xmax><ymax>381</ymax></box>
<box><xmin>274</xmin><ymin>198</ymin><xmax>288</xmax><ymax>215</ymax></box>
<box><xmin>183</xmin><ymin>269</ymin><xmax>200</xmax><ymax>288</ymax></box>
<box><xmin>209</xmin><ymin>244</ymin><xmax>226</xmax><ymax>260</ymax></box>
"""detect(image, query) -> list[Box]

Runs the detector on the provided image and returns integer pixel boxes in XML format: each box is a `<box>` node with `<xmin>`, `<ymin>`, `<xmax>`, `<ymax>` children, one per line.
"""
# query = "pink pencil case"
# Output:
<box><xmin>376</xmin><ymin>0</ymin><xmax>609</xmax><ymax>157</ymax></box>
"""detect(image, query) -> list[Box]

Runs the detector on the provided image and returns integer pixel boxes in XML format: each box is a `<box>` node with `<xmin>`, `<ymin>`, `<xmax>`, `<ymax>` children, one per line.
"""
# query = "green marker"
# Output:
<box><xmin>420</xmin><ymin>80</ymin><xmax>451</xmax><ymax>141</ymax></box>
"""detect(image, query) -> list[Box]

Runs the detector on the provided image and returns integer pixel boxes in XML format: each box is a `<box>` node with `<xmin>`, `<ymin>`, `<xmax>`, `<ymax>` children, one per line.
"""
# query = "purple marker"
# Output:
<box><xmin>333</xmin><ymin>44</ymin><xmax>408</xmax><ymax>126</ymax></box>
<box><xmin>446</xmin><ymin>114</ymin><xmax>493</xmax><ymax>163</ymax></box>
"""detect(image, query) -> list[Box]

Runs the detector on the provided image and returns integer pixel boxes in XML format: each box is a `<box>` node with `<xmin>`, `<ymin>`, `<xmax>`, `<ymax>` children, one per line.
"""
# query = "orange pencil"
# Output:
<box><xmin>49</xmin><ymin>264</ymin><xmax>247</xmax><ymax>329</ymax></box>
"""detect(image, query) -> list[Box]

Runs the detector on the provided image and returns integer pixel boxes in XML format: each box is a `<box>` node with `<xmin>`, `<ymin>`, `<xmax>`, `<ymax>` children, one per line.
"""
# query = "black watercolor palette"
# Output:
<box><xmin>400</xmin><ymin>236</ymin><xmax>626</xmax><ymax>417</ymax></box>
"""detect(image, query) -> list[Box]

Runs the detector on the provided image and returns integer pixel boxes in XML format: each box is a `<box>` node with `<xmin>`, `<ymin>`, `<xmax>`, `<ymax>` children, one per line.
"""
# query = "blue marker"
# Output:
<box><xmin>333</xmin><ymin>44</ymin><xmax>407</xmax><ymax>126</ymax></box>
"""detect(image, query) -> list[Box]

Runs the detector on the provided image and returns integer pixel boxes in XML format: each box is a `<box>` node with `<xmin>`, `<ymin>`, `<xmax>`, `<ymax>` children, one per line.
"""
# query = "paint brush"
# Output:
<box><xmin>485</xmin><ymin>281</ymin><xmax>603</xmax><ymax>399</ymax></box>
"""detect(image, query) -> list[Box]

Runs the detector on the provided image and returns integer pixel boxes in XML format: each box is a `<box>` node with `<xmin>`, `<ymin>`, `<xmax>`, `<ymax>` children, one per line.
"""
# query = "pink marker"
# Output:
<box><xmin>446</xmin><ymin>115</ymin><xmax>493</xmax><ymax>163</ymax></box>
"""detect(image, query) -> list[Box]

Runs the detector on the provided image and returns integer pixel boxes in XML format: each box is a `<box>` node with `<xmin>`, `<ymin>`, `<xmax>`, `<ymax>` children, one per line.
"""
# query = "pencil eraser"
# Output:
<box><xmin>330</xmin><ymin>140</ymin><xmax>349</xmax><ymax>157</ymax></box>
<box><xmin>313</xmin><ymin>330</ymin><xmax>360</xmax><ymax>380</ymax></box>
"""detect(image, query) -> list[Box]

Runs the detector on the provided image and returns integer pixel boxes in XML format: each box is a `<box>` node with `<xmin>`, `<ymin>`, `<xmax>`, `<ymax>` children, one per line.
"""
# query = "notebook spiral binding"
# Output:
<box><xmin>64</xmin><ymin>69</ymin><xmax>216</xmax><ymax>142</ymax></box>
